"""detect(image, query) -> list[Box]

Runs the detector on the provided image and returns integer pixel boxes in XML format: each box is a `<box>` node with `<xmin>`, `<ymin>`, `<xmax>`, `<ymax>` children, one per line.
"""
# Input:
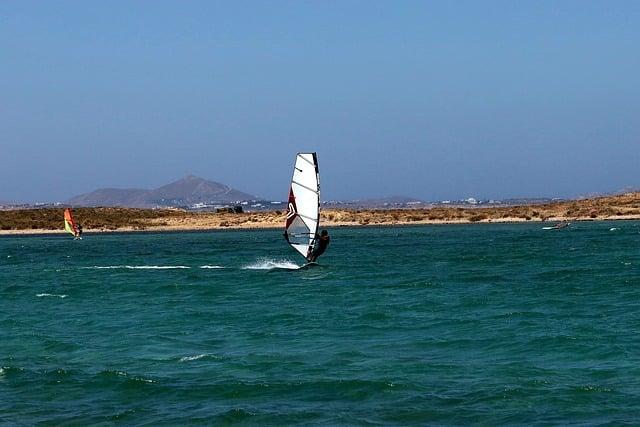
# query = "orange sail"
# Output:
<box><xmin>64</xmin><ymin>208</ymin><xmax>78</xmax><ymax>236</ymax></box>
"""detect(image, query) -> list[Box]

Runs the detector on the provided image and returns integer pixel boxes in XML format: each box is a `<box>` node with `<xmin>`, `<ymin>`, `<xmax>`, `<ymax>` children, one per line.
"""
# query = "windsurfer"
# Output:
<box><xmin>76</xmin><ymin>224</ymin><xmax>83</xmax><ymax>238</ymax></box>
<box><xmin>307</xmin><ymin>230</ymin><xmax>330</xmax><ymax>262</ymax></box>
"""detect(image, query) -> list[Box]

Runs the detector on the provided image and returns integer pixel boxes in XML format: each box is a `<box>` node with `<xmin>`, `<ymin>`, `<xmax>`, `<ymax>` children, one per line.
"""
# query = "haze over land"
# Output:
<box><xmin>67</xmin><ymin>175</ymin><xmax>256</xmax><ymax>208</ymax></box>
<box><xmin>0</xmin><ymin>175</ymin><xmax>586</xmax><ymax>210</ymax></box>
<box><xmin>1</xmin><ymin>2</ymin><xmax>638</xmax><ymax>203</ymax></box>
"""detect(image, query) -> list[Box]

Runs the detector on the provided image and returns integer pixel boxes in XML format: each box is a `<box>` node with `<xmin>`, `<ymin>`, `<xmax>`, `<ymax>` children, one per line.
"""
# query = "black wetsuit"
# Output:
<box><xmin>308</xmin><ymin>235</ymin><xmax>330</xmax><ymax>262</ymax></box>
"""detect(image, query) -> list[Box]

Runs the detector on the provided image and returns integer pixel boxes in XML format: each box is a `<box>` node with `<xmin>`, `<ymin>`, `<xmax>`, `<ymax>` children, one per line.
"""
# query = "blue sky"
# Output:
<box><xmin>1</xmin><ymin>1</ymin><xmax>638</xmax><ymax>202</ymax></box>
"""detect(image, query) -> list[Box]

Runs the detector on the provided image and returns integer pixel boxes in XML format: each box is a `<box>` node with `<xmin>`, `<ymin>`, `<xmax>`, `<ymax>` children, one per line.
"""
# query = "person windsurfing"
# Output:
<box><xmin>553</xmin><ymin>221</ymin><xmax>570</xmax><ymax>229</ymax></box>
<box><xmin>75</xmin><ymin>223</ymin><xmax>83</xmax><ymax>239</ymax></box>
<box><xmin>307</xmin><ymin>230</ymin><xmax>330</xmax><ymax>262</ymax></box>
<box><xmin>64</xmin><ymin>208</ymin><xmax>81</xmax><ymax>239</ymax></box>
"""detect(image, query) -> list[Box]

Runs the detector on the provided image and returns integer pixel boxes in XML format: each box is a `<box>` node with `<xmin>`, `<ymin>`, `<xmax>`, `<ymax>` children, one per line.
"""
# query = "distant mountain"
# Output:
<box><xmin>67</xmin><ymin>176</ymin><xmax>257</xmax><ymax>208</ymax></box>
<box><xmin>150</xmin><ymin>175</ymin><xmax>254</xmax><ymax>205</ymax></box>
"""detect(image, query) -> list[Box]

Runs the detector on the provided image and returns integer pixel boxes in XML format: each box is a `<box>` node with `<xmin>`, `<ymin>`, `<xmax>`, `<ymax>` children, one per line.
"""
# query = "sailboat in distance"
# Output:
<box><xmin>64</xmin><ymin>208</ymin><xmax>81</xmax><ymax>240</ymax></box>
<box><xmin>284</xmin><ymin>153</ymin><xmax>320</xmax><ymax>264</ymax></box>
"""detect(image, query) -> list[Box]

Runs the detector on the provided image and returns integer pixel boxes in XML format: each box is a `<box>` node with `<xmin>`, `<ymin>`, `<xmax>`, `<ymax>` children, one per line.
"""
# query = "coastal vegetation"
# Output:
<box><xmin>1</xmin><ymin>193</ymin><xmax>639</xmax><ymax>233</ymax></box>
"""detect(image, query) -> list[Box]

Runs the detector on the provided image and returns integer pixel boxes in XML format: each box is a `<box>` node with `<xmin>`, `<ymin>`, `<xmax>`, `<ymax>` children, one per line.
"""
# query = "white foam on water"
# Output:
<box><xmin>243</xmin><ymin>259</ymin><xmax>301</xmax><ymax>270</ymax></box>
<box><xmin>85</xmin><ymin>265</ymin><xmax>191</xmax><ymax>270</ymax></box>
<box><xmin>200</xmin><ymin>265</ymin><xmax>225</xmax><ymax>269</ymax></box>
<box><xmin>179</xmin><ymin>353</ymin><xmax>223</xmax><ymax>362</ymax></box>
<box><xmin>180</xmin><ymin>354</ymin><xmax>207</xmax><ymax>362</ymax></box>
<box><xmin>36</xmin><ymin>293</ymin><xmax>68</xmax><ymax>298</ymax></box>
<box><xmin>610</xmin><ymin>228</ymin><xmax>619</xmax><ymax>231</ymax></box>
<box><xmin>110</xmin><ymin>370</ymin><xmax>156</xmax><ymax>383</ymax></box>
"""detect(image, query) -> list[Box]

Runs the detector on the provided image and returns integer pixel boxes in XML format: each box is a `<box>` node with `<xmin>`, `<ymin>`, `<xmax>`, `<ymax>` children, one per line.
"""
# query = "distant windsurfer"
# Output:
<box><xmin>75</xmin><ymin>224</ymin><xmax>83</xmax><ymax>239</ymax></box>
<box><xmin>307</xmin><ymin>230</ymin><xmax>330</xmax><ymax>262</ymax></box>
<box><xmin>553</xmin><ymin>221</ymin><xmax>569</xmax><ymax>229</ymax></box>
<box><xmin>64</xmin><ymin>208</ymin><xmax>81</xmax><ymax>239</ymax></box>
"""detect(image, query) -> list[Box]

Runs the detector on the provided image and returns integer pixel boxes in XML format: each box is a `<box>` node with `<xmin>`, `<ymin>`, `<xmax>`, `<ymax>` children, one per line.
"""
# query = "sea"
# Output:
<box><xmin>1</xmin><ymin>222</ymin><xmax>639</xmax><ymax>425</ymax></box>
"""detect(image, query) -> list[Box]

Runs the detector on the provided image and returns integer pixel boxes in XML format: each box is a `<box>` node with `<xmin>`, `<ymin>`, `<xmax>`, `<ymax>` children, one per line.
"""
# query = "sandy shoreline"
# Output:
<box><xmin>1</xmin><ymin>193</ymin><xmax>639</xmax><ymax>236</ymax></box>
<box><xmin>2</xmin><ymin>214</ymin><xmax>639</xmax><ymax>236</ymax></box>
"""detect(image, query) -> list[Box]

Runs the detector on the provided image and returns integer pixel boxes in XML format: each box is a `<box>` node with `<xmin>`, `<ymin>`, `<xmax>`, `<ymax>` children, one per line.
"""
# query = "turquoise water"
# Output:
<box><xmin>1</xmin><ymin>223</ymin><xmax>640</xmax><ymax>425</ymax></box>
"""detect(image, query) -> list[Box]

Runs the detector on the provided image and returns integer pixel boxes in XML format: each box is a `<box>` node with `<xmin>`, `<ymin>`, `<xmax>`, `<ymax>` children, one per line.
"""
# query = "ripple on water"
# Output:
<box><xmin>2</xmin><ymin>225</ymin><xmax>640</xmax><ymax>424</ymax></box>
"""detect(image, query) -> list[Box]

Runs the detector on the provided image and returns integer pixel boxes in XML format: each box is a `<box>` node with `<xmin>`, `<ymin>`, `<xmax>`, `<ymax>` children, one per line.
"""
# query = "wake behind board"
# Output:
<box><xmin>542</xmin><ymin>223</ymin><xmax>570</xmax><ymax>230</ymax></box>
<box><xmin>301</xmin><ymin>262</ymin><xmax>319</xmax><ymax>269</ymax></box>
<box><xmin>266</xmin><ymin>262</ymin><xmax>319</xmax><ymax>272</ymax></box>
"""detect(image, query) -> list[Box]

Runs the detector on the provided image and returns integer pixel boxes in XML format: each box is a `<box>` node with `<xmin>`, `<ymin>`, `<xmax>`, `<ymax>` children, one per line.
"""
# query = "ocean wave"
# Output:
<box><xmin>200</xmin><ymin>265</ymin><xmax>225</xmax><ymax>269</ymax></box>
<box><xmin>84</xmin><ymin>265</ymin><xmax>191</xmax><ymax>270</ymax></box>
<box><xmin>99</xmin><ymin>369</ymin><xmax>156</xmax><ymax>384</ymax></box>
<box><xmin>180</xmin><ymin>353</ymin><xmax>222</xmax><ymax>362</ymax></box>
<box><xmin>0</xmin><ymin>366</ymin><xmax>24</xmax><ymax>379</ymax></box>
<box><xmin>242</xmin><ymin>259</ymin><xmax>300</xmax><ymax>270</ymax></box>
<box><xmin>36</xmin><ymin>293</ymin><xmax>68</xmax><ymax>298</ymax></box>
<box><xmin>180</xmin><ymin>354</ymin><xmax>207</xmax><ymax>362</ymax></box>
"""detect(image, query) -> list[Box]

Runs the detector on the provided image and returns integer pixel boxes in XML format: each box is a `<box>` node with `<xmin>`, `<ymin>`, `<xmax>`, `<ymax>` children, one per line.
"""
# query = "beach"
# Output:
<box><xmin>1</xmin><ymin>192</ymin><xmax>640</xmax><ymax>235</ymax></box>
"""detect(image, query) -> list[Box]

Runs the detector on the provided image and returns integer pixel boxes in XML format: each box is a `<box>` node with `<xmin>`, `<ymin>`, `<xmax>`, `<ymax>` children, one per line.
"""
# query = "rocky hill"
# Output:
<box><xmin>67</xmin><ymin>176</ymin><xmax>256</xmax><ymax>208</ymax></box>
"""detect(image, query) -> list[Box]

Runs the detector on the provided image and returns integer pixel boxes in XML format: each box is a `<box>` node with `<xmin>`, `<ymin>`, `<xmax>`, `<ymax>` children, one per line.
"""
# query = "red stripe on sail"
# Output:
<box><xmin>285</xmin><ymin>188</ymin><xmax>297</xmax><ymax>228</ymax></box>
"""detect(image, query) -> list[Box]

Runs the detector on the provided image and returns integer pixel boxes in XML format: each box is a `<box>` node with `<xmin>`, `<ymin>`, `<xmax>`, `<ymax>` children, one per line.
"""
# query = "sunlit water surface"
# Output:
<box><xmin>1</xmin><ymin>222</ymin><xmax>639</xmax><ymax>425</ymax></box>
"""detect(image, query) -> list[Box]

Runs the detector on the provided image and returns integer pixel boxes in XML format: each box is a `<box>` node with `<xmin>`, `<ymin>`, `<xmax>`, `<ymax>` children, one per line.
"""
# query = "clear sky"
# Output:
<box><xmin>1</xmin><ymin>1</ymin><xmax>638</xmax><ymax>203</ymax></box>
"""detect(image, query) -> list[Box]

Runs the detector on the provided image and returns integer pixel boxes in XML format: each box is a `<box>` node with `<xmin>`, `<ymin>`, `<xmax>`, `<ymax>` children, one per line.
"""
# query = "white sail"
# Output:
<box><xmin>285</xmin><ymin>153</ymin><xmax>320</xmax><ymax>259</ymax></box>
